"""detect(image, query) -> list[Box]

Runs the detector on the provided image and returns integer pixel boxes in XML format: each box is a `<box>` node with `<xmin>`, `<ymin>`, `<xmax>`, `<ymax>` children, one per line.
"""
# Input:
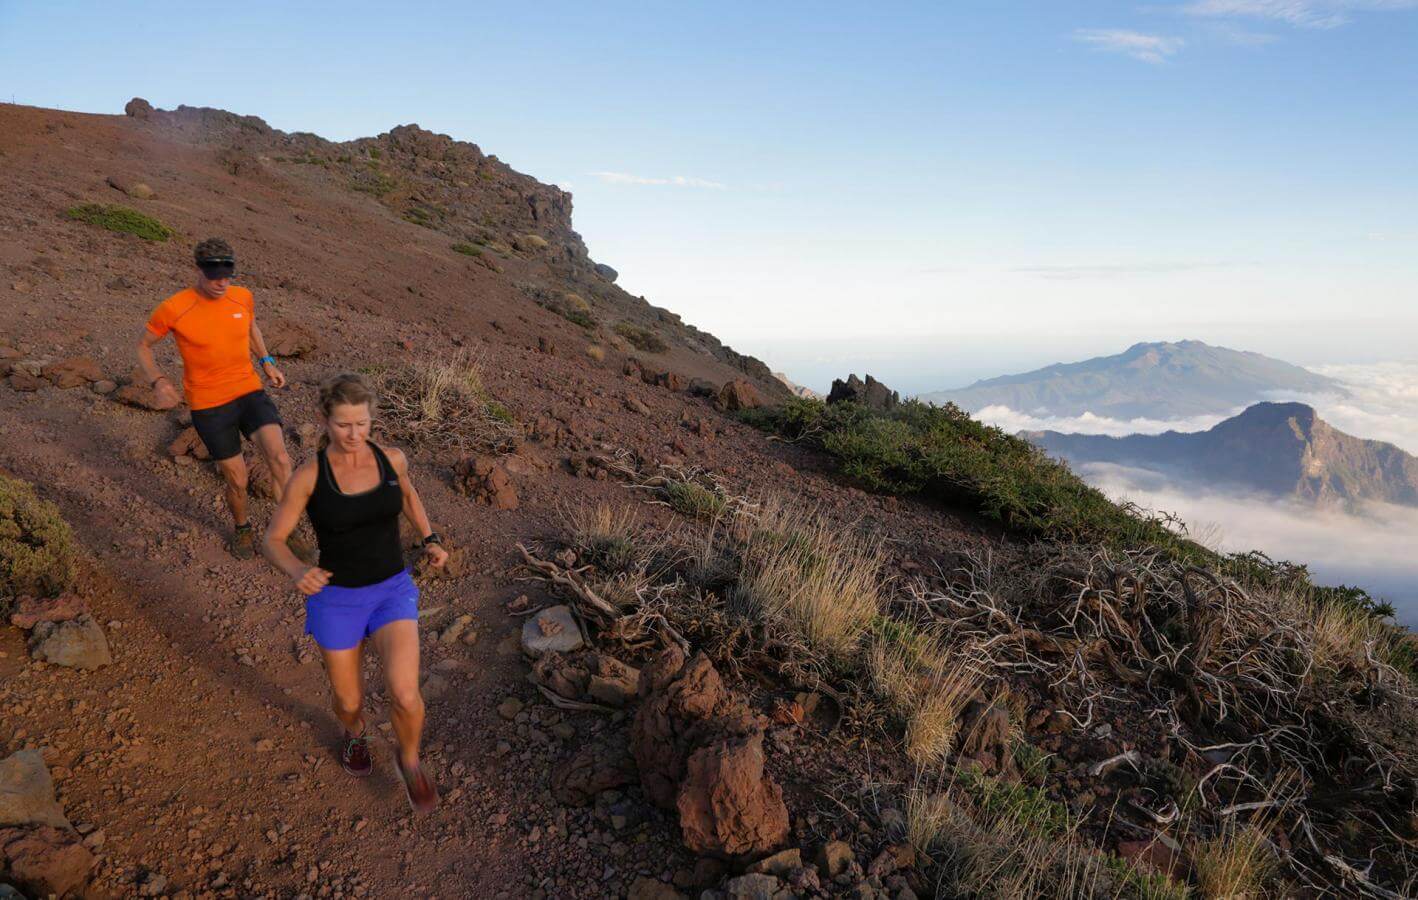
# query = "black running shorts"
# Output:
<box><xmin>190</xmin><ymin>390</ymin><xmax>283</xmax><ymax>461</ymax></box>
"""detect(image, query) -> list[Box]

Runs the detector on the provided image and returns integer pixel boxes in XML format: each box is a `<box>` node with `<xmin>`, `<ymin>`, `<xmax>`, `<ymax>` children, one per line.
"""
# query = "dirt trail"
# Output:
<box><xmin>0</xmin><ymin>101</ymin><xmax>989</xmax><ymax>897</ymax></box>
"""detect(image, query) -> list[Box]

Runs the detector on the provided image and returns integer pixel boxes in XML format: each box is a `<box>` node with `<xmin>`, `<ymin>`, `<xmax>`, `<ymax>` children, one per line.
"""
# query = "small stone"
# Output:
<box><xmin>497</xmin><ymin>698</ymin><xmax>524</xmax><ymax>721</ymax></box>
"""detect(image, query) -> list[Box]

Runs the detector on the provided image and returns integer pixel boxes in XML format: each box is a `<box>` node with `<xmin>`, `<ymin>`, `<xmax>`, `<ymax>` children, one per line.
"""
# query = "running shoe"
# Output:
<box><xmin>394</xmin><ymin>755</ymin><xmax>438</xmax><ymax>814</ymax></box>
<box><xmin>231</xmin><ymin>524</ymin><xmax>255</xmax><ymax>560</ymax></box>
<box><xmin>341</xmin><ymin>732</ymin><xmax>373</xmax><ymax>777</ymax></box>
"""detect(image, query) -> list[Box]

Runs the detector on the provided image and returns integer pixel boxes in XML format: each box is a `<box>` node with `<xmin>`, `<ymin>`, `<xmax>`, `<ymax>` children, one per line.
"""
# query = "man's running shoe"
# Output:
<box><xmin>231</xmin><ymin>524</ymin><xmax>255</xmax><ymax>560</ymax></box>
<box><xmin>341</xmin><ymin>732</ymin><xmax>373</xmax><ymax>777</ymax></box>
<box><xmin>394</xmin><ymin>755</ymin><xmax>438</xmax><ymax>814</ymax></box>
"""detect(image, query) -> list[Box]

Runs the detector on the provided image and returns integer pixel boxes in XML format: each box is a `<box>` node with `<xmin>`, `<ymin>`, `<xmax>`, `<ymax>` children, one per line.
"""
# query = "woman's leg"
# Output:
<box><xmin>371</xmin><ymin>619</ymin><xmax>423</xmax><ymax>769</ymax></box>
<box><xmin>321</xmin><ymin>644</ymin><xmax>366</xmax><ymax>737</ymax></box>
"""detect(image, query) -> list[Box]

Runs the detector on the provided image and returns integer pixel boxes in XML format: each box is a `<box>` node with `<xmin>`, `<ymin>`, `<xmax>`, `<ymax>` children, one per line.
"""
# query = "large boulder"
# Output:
<box><xmin>124</xmin><ymin>97</ymin><xmax>154</xmax><ymax>118</ymax></box>
<box><xmin>0</xmin><ymin>825</ymin><xmax>94</xmax><ymax>898</ymax></box>
<box><xmin>630</xmin><ymin>647</ymin><xmax>790</xmax><ymax>858</ymax></box>
<box><xmin>594</xmin><ymin>262</ymin><xmax>619</xmax><ymax>282</ymax></box>
<box><xmin>28</xmin><ymin>615</ymin><xmax>113</xmax><ymax>669</ymax></box>
<box><xmin>827</xmin><ymin>373</ymin><xmax>899</xmax><ymax>411</ymax></box>
<box><xmin>0</xmin><ymin>750</ymin><xmax>69</xmax><ymax>829</ymax></box>
<box><xmin>453</xmin><ymin>455</ymin><xmax>519</xmax><ymax>509</ymax></box>
<box><xmin>713</xmin><ymin>380</ymin><xmax>764</xmax><ymax>413</ymax></box>
<box><xmin>678</xmin><ymin>730</ymin><xmax>790</xmax><ymax>857</ymax></box>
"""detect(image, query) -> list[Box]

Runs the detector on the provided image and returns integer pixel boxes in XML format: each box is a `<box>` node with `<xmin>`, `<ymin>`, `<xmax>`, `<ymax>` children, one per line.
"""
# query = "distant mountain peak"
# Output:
<box><xmin>920</xmin><ymin>339</ymin><xmax>1343</xmax><ymax>420</ymax></box>
<box><xmin>1029</xmin><ymin>402</ymin><xmax>1418</xmax><ymax>509</ymax></box>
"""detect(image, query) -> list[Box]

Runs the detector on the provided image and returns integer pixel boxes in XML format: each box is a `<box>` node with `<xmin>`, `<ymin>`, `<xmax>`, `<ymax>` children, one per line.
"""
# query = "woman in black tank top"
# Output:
<box><xmin>263</xmin><ymin>373</ymin><xmax>447</xmax><ymax>814</ymax></box>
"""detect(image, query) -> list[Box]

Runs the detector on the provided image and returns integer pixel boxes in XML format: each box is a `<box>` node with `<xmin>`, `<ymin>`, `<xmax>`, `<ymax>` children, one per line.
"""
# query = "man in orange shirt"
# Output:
<box><xmin>137</xmin><ymin>238</ymin><xmax>295</xmax><ymax>559</ymax></box>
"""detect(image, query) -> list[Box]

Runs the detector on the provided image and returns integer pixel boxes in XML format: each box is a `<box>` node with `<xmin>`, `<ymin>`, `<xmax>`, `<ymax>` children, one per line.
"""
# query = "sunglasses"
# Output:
<box><xmin>198</xmin><ymin>258</ymin><xmax>236</xmax><ymax>278</ymax></box>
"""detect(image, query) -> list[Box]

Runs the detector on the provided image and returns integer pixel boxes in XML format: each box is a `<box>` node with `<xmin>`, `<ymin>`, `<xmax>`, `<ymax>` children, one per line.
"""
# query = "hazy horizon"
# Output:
<box><xmin>3</xmin><ymin>2</ymin><xmax>1415</xmax><ymax>382</ymax></box>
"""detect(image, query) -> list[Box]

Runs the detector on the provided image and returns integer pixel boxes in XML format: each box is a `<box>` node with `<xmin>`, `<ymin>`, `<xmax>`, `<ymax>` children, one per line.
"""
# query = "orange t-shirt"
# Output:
<box><xmin>145</xmin><ymin>286</ymin><xmax>263</xmax><ymax>410</ymax></box>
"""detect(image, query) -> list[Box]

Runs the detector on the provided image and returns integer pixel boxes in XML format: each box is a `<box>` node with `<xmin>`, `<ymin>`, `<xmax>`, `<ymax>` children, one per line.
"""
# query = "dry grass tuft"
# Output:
<box><xmin>906</xmin><ymin>785</ymin><xmax>953</xmax><ymax>852</ymax></box>
<box><xmin>369</xmin><ymin>352</ymin><xmax>519</xmax><ymax>454</ymax></box>
<box><xmin>585</xmin><ymin>344</ymin><xmax>606</xmax><ymax>362</ymax></box>
<box><xmin>1192</xmin><ymin>822</ymin><xmax>1273</xmax><ymax>900</ymax></box>
<box><xmin>1309</xmin><ymin>595</ymin><xmax>1384</xmax><ymax>674</ymax></box>
<box><xmin>564</xmin><ymin>502</ymin><xmax>642</xmax><ymax>574</ymax></box>
<box><xmin>735</xmin><ymin>498</ymin><xmax>883</xmax><ymax>665</ymax></box>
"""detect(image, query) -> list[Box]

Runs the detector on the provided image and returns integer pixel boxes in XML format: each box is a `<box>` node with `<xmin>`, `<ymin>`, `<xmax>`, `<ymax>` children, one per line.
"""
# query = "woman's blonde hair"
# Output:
<box><xmin>318</xmin><ymin>373</ymin><xmax>377</xmax><ymax>449</ymax></box>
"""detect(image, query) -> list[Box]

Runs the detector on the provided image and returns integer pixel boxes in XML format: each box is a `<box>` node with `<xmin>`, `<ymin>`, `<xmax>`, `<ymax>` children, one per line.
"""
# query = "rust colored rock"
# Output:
<box><xmin>264</xmin><ymin>317</ymin><xmax>321</xmax><ymax>359</ymax></box>
<box><xmin>1116</xmin><ymin>839</ymin><xmax>1187</xmax><ymax>878</ymax></box>
<box><xmin>246</xmin><ymin>451</ymin><xmax>277</xmax><ymax>499</ymax></box>
<box><xmin>532</xmin><ymin>651</ymin><xmax>591</xmax><ymax>701</ymax></box>
<box><xmin>41</xmin><ymin>357</ymin><xmax>102</xmax><ymax>388</ymax></box>
<box><xmin>549</xmin><ymin>739</ymin><xmax>637</xmax><ymax>807</ymax></box>
<box><xmin>114</xmin><ymin>381</ymin><xmax>178</xmax><ymax>411</ymax></box>
<box><xmin>0</xmin><ymin>825</ymin><xmax>95</xmax><ymax>898</ymax></box>
<box><xmin>105</xmin><ymin>175</ymin><xmax>154</xmax><ymax>200</ymax></box>
<box><xmin>677</xmin><ymin>730</ymin><xmax>790</xmax><ymax>857</ymax></box>
<box><xmin>10</xmin><ymin>595</ymin><xmax>87</xmax><ymax>630</ymax></box>
<box><xmin>453</xmin><ymin>455</ymin><xmax>519</xmax><ymax>509</ymax></box>
<box><xmin>168</xmin><ymin>426</ymin><xmax>211</xmax><ymax>461</ymax></box>
<box><xmin>958</xmin><ymin>701</ymin><xmax>1011</xmax><ymax>775</ymax></box>
<box><xmin>714</xmin><ymin>379</ymin><xmax>764</xmax><ymax>413</ymax></box>
<box><xmin>530</xmin><ymin>415</ymin><xmax>567</xmax><ymax>446</ymax></box>
<box><xmin>9</xmin><ymin>373</ymin><xmax>42</xmax><ymax>392</ymax></box>
<box><xmin>587</xmin><ymin>654</ymin><xmax>641</xmax><ymax>708</ymax></box>
<box><xmin>124</xmin><ymin>97</ymin><xmax>154</xmax><ymax>118</ymax></box>
<box><xmin>632</xmin><ymin>648</ymin><xmax>788</xmax><ymax>858</ymax></box>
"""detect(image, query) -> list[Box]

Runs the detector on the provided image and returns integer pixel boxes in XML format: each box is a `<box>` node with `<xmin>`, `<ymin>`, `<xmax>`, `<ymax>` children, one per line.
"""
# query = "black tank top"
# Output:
<box><xmin>306</xmin><ymin>443</ymin><xmax>406</xmax><ymax>588</ymax></box>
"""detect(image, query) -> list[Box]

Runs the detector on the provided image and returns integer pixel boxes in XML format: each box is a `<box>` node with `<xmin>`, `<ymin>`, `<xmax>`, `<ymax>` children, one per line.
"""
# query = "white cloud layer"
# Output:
<box><xmin>972</xmin><ymin>360</ymin><xmax>1418</xmax><ymax>623</ymax></box>
<box><xmin>1182</xmin><ymin>0</ymin><xmax>1418</xmax><ymax>29</ymax></box>
<box><xmin>970</xmin><ymin>361</ymin><xmax>1418</xmax><ymax>454</ymax></box>
<box><xmin>591</xmin><ymin>171</ymin><xmax>726</xmax><ymax>190</ymax></box>
<box><xmin>974</xmin><ymin>405</ymin><xmax>1233</xmax><ymax>437</ymax></box>
<box><xmin>1082</xmin><ymin>462</ymin><xmax>1418</xmax><ymax>624</ymax></box>
<box><xmin>1073</xmin><ymin>28</ymin><xmax>1185</xmax><ymax>63</ymax></box>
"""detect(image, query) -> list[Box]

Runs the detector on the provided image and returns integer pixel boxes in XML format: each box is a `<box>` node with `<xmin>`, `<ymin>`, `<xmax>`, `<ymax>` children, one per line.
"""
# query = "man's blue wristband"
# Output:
<box><xmin>258</xmin><ymin>355</ymin><xmax>276</xmax><ymax>366</ymax></box>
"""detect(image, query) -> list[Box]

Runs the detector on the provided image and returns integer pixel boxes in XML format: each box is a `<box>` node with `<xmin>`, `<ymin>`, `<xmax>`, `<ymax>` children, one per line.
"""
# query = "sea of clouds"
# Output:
<box><xmin>971</xmin><ymin>362</ymin><xmax>1418</xmax><ymax>623</ymax></box>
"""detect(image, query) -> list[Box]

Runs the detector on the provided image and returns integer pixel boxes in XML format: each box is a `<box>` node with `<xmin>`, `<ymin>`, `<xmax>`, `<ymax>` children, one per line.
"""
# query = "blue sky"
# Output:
<box><xmin>3</xmin><ymin>0</ymin><xmax>1415</xmax><ymax>392</ymax></box>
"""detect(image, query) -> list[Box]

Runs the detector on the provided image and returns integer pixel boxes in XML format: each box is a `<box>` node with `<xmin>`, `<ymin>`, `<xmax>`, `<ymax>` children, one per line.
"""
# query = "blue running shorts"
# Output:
<box><xmin>304</xmin><ymin>569</ymin><xmax>419</xmax><ymax>651</ymax></box>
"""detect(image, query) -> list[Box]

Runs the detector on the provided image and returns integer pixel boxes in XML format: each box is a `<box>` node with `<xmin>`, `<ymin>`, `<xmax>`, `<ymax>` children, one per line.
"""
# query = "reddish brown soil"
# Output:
<box><xmin>0</xmin><ymin>102</ymin><xmax>990</xmax><ymax>898</ymax></box>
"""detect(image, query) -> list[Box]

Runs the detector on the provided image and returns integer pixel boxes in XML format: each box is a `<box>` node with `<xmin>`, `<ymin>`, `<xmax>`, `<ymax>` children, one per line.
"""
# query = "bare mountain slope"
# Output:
<box><xmin>0</xmin><ymin>99</ymin><xmax>985</xmax><ymax>897</ymax></box>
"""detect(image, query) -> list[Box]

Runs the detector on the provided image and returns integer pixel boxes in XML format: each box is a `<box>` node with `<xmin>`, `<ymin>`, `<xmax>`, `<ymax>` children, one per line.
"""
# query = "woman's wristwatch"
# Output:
<box><xmin>422</xmin><ymin>532</ymin><xmax>443</xmax><ymax>548</ymax></box>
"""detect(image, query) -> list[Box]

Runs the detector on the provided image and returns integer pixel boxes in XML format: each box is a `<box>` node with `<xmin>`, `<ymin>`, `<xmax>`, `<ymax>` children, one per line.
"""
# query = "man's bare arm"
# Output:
<box><xmin>136</xmin><ymin>328</ymin><xmax>181</xmax><ymax>406</ymax></box>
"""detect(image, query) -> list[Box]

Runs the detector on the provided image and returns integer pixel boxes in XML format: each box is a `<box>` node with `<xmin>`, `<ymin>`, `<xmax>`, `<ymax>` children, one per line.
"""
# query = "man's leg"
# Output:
<box><xmin>371</xmin><ymin>619</ymin><xmax>423</xmax><ymax>769</ymax></box>
<box><xmin>250</xmin><ymin>423</ymin><xmax>292</xmax><ymax>503</ymax></box>
<box><xmin>213</xmin><ymin>454</ymin><xmax>249</xmax><ymax>527</ymax></box>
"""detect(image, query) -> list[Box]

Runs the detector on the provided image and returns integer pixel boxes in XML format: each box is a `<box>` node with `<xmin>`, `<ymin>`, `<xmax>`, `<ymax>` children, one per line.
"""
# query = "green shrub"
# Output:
<box><xmin>368</xmin><ymin>147</ymin><xmax>382</xmax><ymax>160</ymax></box>
<box><xmin>65</xmin><ymin>204</ymin><xmax>173</xmax><ymax>241</ymax></box>
<box><xmin>665</xmin><ymin>480</ymin><xmax>727</xmax><ymax>520</ymax></box>
<box><xmin>745</xmin><ymin>397</ymin><xmax>1389</xmax><ymax>619</ymax></box>
<box><xmin>451</xmin><ymin>243</ymin><xmax>483</xmax><ymax>257</ymax></box>
<box><xmin>558</xmin><ymin>308</ymin><xmax>596</xmax><ymax>330</ymax></box>
<box><xmin>615</xmin><ymin>322</ymin><xmax>669</xmax><ymax>353</ymax></box>
<box><xmin>958</xmin><ymin>767</ymin><xmax>1070</xmax><ymax>839</ymax></box>
<box><xmin>0</xmin><ymin>474</ymin><xmax>77</xmax><ymax>612</ymax></box>
<box><xmin>351</xmin><ymin>172</ymin><xmax>397</xmax><ymax>197</ymax></box>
